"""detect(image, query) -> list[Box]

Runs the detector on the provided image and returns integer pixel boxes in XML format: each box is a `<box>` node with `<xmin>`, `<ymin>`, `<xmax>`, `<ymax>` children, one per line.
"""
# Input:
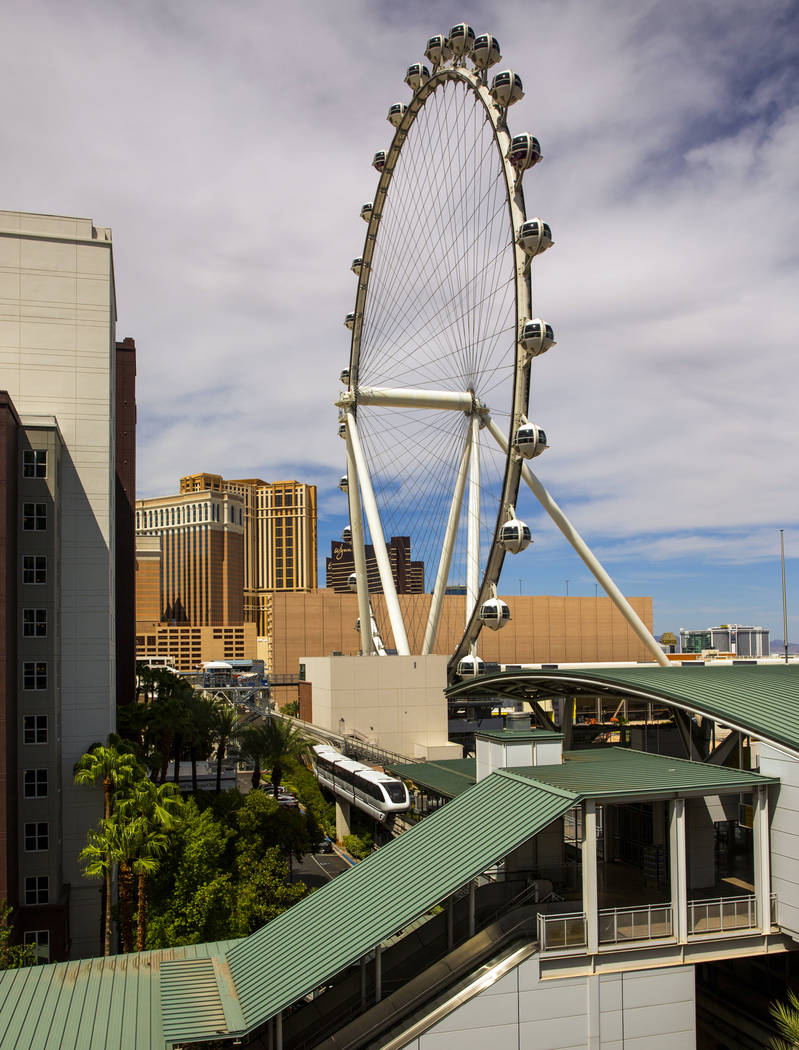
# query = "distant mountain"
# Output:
<box><xmin>771</xmin><ymin>640</ymin><xmax>799</xmax><ymax>654</ymax></box>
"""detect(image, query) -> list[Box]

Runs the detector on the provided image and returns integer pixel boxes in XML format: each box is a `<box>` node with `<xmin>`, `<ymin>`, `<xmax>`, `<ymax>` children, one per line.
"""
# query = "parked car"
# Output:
<box><xmin>314</xmin><ymin>840</ymin><xmax>333</xmax><ymax>854</ymax></box>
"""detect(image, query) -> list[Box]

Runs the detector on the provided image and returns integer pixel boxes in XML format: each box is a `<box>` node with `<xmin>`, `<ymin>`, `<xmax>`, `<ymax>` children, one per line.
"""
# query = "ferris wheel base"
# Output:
<box><xmin>300</xmin><ymin>653</ymin><xmax>462</xmax><ymax>762</ymax></box>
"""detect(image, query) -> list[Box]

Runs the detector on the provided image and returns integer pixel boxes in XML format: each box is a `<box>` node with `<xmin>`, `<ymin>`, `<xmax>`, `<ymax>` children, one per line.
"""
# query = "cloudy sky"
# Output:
<box><xmin>4</xmin><ymin>0</ymin><xmax>798</xmax><ymax>639</ymax></box>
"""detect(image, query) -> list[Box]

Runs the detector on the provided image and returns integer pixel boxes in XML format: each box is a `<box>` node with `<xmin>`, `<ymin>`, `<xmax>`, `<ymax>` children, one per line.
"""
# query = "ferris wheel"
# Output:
<box><xmin>336</xmin><ymin>25</ymin><xmax>668</xmax><ymax>677</ymax></box>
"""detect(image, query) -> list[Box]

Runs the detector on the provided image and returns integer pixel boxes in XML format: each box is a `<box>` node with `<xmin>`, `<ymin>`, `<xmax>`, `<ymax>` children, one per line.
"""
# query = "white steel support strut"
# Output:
<box><xmin>467</xmin><ymin>415</ymin><xmax>481</xmax><ymax>627</ymax></box>
<box><xmin>356</xmin><ymin>386</ymin><xmax>473</xmax><ymax>412</ymax></box>
<box><xmin>345</xmin><ymin>430</ymin><xmax>373</xmax><ymax>655</ymax></box>
<box><xmin>345</xmin><ymin>410</ymin><xmax>411</xmax><ymax>655</ymax></box>
<box><xmin>423</xmin><ymin>426</ymin><xmax>472</xmax><ymax>654</ymax></box>
<box><xmin>486</xmin><ymin>418</ymin><xmax>670</xmax><ymax>667</ymax></box>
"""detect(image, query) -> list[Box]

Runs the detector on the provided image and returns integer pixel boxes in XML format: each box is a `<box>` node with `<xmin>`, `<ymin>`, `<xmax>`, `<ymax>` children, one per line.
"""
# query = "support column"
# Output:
<box><xmin>275</xmin><ymin>1012</ymin><xmax>283</xmax><ymax>1050</ymax></box>
<box><xmin>583</xmin><ymin>801</ymin><xmax>598</xmax><ymax>954</ymax></box>
<box><xmin>669</xmin><ymin>798</ymin><xmax>688</xmax><ymax>942</ymax></box>
<box><xmin>375</xmin><ymin>944</ymin><xmax>382</xmax><ymax>1004</ymax></box>
<box><xmin>447</xmin><ymin>895</ymin><xmax>455</xmax><ymax>950</ymax></box>
<box><xmin>336</xmin><ymin>799</ymin><xmax>351</xmax><ymax>842</ymax></box>
<box><xmin>754</xmin><ymin>785</ymin><xmax>772</xmax><ymax>933</ymax></box>
<box><xmin>345</xmin><ymin>429</ymin><xmax>372</xmax><ymax>655</ymax></box>
<box><xmin>360</xmin><ymin>956</ymin><xmax>367</xmax><ymax>1009</ymax></box>
<box><xmin>468</xmin><ymin>881</ymin><xmax>477</xmax><ymax>938</ymax></box>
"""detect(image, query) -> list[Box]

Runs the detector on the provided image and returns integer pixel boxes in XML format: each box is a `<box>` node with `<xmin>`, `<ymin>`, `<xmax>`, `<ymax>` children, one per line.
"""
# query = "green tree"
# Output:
<box><xmin>242</xmin><ymin>719</ymin><xmax>309</xmax><ymax>795</ymax></box>
<box><xmin>74</xmin><ymin>744</ymin><xmax>142</xmax><ymax>954</ymax></box>
<box><xmin>769</xmin><ymin>990</ymin><xmax>799</xmax><ymax>1049</ymax></box>
<box><xmin>209</xmin><ymin>703</ymin><xmax>245</xmax><ymax>793</ymax></box>
<box><xmin>231</xmin><ymin>847</ymin><xmax>307</xmax><ymax>936</ymax></box>
<box><xmin>0</xmin><ymin>903</ymin><xmax>34</xmax><ymax>970</ymax></box>
<box><xmin>78</xmin><ymin>819</ymin><xmax>132</xmax><ymax>956</ymax></box>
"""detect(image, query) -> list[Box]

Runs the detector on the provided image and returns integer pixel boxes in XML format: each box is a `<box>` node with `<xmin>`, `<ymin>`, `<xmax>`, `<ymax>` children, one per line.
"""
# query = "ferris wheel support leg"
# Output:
<box><xmin>345</xmin><ymin>431</ymin><xmax>374</xmax><ymax>656</ymax></box>
<box><xmin>485</xmin><ymin>419</ymin><xmax>670</xmax><ymax>668</ymax></box>
<box><xmin>345</xmin><ymin>410</ymin><xmax>411</xmax><ymax>656</ymax></box>
<box><xmin>467</xmin><ymin>415</ymin><xmax>481</xmax><ymax>629</ymax></box>
<box><xmin>422</xmin><ymin>427</ymin><xmax>472</xmax><ymax>655</ymax></box>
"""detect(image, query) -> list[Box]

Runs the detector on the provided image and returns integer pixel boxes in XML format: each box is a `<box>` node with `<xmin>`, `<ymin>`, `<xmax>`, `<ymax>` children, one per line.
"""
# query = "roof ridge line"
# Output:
<box><xmin>494</xmin><ymin>768</ymin><xmax>580</xmax><ymax>801</ymax></box>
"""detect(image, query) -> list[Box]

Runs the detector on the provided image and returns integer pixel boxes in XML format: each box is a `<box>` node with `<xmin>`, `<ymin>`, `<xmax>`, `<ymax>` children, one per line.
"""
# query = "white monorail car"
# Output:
<box><xmin>312</xmin><ymin>745</ymin><xmax>410</xmax><ymax>823</ymax></box>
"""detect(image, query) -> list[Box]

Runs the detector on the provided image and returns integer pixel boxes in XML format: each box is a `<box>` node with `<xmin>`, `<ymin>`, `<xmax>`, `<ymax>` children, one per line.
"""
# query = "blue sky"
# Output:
<box><xmin>2</xmin><ymin>0</ymin><xmax>797</xmax><ymax>639</ymax></box>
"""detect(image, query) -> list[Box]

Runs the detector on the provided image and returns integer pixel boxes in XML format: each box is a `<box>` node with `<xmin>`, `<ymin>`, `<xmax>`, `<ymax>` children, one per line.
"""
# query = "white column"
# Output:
<box><xmin>583</xmin><ymin>801</ymin><xmax>599</xmax><ymax>954</ymax></box>
<box><xmin>346</xmin><ymin>410</ymin><xmax>410</xmax><ymax>654</ymax></box>
<box><xmin>468</xmin><ymin>880</ymin><xmax>477</xmax><ymax>938</ymax></box>
<box><xmin>336</xmin><ymin>799</ymin><xmax>352</xmax><ymax>842</ymax></box>
<box><xmin>466</xmin><ymin>415</ymin><xmax>480</xmax><ymax>627</ymax></box>
<box><xmin>486</xmin><ymin>417</ymin><xmax>669</xmax><ymax>667</ymax></box>
<box><xmin>669</xmin><ymin>798</ymin><xmax>688</xmax><ymax>942</ymax></box>
<box><xmin>423</xmin><ymin>428</ymin><xmax>471</xmax><ymax>654</ymax></box>
<box><xmin>375</xmin><ymin>944</ymin><xmax>382</xmax><ymax>1003</ymax></box>
<box><xmin>447</xmin><ymin>895</ymin><xmax>455</xmax><ymax>949</ymax></box>
<box><xmin>754</xmin><ymin>785</ymin><xmax>772</xmax><ymax>933</ymax></box>
<box><xmin>345</xmin><ymin>430</ymin><xmax>373</xmax><ymax>655</ymax></box>
<box><xmin>275</xmin><ymin>1012</ymin><xmax>283</xmax><ymax>1050</ymax></box>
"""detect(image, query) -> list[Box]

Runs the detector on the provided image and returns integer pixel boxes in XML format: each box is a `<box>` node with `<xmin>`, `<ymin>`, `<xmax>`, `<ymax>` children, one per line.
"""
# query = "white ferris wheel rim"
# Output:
<box><xmin>342</xmin><ymin>64</ymin><xmax>534</xmax><ymax>673</ymax></box>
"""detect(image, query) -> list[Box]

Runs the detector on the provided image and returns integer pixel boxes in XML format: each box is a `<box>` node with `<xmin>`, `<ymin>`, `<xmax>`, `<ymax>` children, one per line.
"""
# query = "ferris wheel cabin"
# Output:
<box><xmin>424</xmin><ymin>34</ymin><xmax>453</xmax><ymax>66</ymax></box>
<box><xmin>509</xmin><ymin>133</ymin><xmax>542</xmax><ymax>171</ymax></box>
<box><xmin>479</xmin><ymin>595</ymin><xmax>511</xmax><ymax>630</ymax></box>
<box><xmin>514</xmin><ymin>422</ymin><xmax>548</xmax><ymax>459</ymax></box>
<box><xmin>447</xmin><ymin>23</ymin><xmax>475</xmax><ymax>57</ymax></box>
<box><xmin>518</xmin><ymin>219</ymin><xmax>554</xmax><ymax>257</ymax></box>
<box><xmin>456</xmin><ymin>652</ymin><xmax>486</xmax><ymax>678</ymax></box>
<box><xmin>490</xmin><ymin>70</ymin><xmax>524</xmax><ymax>106</ymax></box>
<box><xmin>499</xmin><ymin>517</ymin><xmax>532</xmax><ymax>554</ymax></box>
<box><xmin>520</xmin><ymin>319</ymin><xmax>556</xmax><ymax>357</ymax></box>
<box><xmin>405</xmin><ymin>63</ymin><xmax>430</xmax><ymax>91</ymax></box>
<box><xmin>472</xmin><ymin>34</ymin><xmax>502</xmax><ymax>70</ymax></box>
<box><xmin>387</xmin><ymin>103</ymin><xmax>407</xmax><ymax>127</ymax></box>
<box><xmin>372</xmin><ymin>151</ymin><xmax>387</xmax><ymax>172</ymax></box>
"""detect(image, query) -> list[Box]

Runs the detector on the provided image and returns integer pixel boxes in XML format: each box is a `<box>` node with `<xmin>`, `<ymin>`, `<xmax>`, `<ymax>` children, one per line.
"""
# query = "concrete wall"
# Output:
<box><xmin>400</xmin><ymin>956</ymin><xmax>696</xmax><ymax>1050</ymax></box>
<box><xmin>760</xmin><ymin>744</ymin><xmax>799</xmax><ymax>944</ymax></box>
<box><xmin>301</xmin><ymin>654</ymin><xmax>460</xmax><ymax>759</ymax></box>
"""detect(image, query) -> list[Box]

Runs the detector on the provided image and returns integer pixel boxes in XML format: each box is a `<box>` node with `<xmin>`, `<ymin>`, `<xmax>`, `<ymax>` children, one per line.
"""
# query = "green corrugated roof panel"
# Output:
<box><xmin>447</xmin><ymin>666</ymin><xmax>799</xmax><ymax>755</ymax></box>
<box><xmin>226</xmin><ymin>771</ymin><xmax>575</xmax><ymax>1031</ymax></box>
<box><xmin>505</xmin><ymin>748</ymin><xmax>777</xmax><ymax>797</ymax></box>
<box><xmin>0</xmin><ymin>939</ymin><xmax>239</xmax><ymax>1050</ymax></box>
<box><xmin>475</xmin><ymin>730</ymin><xmax>564</xmax><ymax>742</ymax></box>
<box><xmin>390</xmin><ymin>757</ymin><xmax>476</xmax><ymax>798</ymax></box>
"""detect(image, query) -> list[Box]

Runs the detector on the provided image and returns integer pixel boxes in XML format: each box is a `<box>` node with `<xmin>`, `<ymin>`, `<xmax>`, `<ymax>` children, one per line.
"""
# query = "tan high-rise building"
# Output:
<box><xmin>180</xmin><ymin>474</ymin><xmax>318</xmax><ymax>634</ymax></box>
<box><xmin>135</xmin><ymin>489</ymin><xmax>245</xmax><ymax>625</ymax></box>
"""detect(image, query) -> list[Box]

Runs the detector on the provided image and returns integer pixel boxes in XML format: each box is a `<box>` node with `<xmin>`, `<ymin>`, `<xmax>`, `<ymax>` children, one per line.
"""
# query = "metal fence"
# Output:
<box><xmin>538</xmin><ymin>911</ymin><xmax>587</xmax><ymax>952</ymax></box>
<box><xmin>687</xmin><ymin>894</ymin><xmax>758</xmax><ymax>935</ymax></box>
<box><xmin>599</xmin><ymin>903</ymin><xmax>673</xmax><ymax>944</ymax></box>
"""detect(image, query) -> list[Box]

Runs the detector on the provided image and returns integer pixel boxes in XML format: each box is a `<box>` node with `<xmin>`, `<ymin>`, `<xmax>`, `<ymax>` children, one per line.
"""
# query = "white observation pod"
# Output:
<box><xmin>518</xmin><ymin>218</ymin><xmax>554</xmax><ymax>258</ymax></box>
<box><xmin>372</xmin><ymin>150</ymin><xmax>387</xmax><ymax>172</ymax></box>
<box><xmin>472</xmin><ymin>34</ymin><xmax>502</xmax><ymax>70</ymax></box>
<box><xmin>387</xmin><ymin>102</ymin><xmax>407</xmax><ymax>127</ymax></box>
<box><xmin>490</xmin><ymin>70</ymin><xmax>524</xmax><ymax>106</ymax></box>
<box><xmin>404</xmin><ymin>63</ymin><xmax>430</xmax><ymax>92</ymax></box>
<box><xmin>339</xmin><ymin>475</ymin><xmax>348</xmax><ymax>493</ymax></box>
<box><xmin>344</xmin><ymin>313</ymin><xmax>355</xmax><ymax>330</ymax></box>
<box><xmin>338</xmin><ymin>421</ymin><xmax>347</xmax><ymax>439</ymax></box>
<box><xmin>508</xmin><ymin>133</ymin><xmax>542</xmax><ymax>171</ymax></box>
<box><xmin>351</xmin><ymin>257</ymin><xmax>367</xmax><ymax>277</ymax></box>
<box><xmin>520</xmin><ymin>318</ymin><xmax>556</xmax><ymax>358</ymax></box>
<box><xmin>425</xmin><ymin>34</ymin><xmax>453</xmax><ymax>66</ymax></box>
<box><xmin>360</xmin><ymin>202</ymin><xmax>373</xmax><ymax>222</ymax></box>
<box><xmin>499</xmin><ymin>510</ymin><xmax>532</xmax><ymax>554</ymax></box>
<box><xmin>447</xmin><ymin>23</ymin><xmax>476</xmax><ymax>58</ymax></box>
<box><xmin>514</xmin><ymin>421</ymin><xmax>548</xmax><ymax>459</ymax></box>
<box><xmin>457</xmin><ymin>652</ymin><xmax>485</xmax><ymax>677</ymax></box>
<box><xmin>340</xmin><ymin>368</ymin><xmax>350</xmax><ymax>385</ymax></box>
<box><xmin>479</xmin><ymin>588</ymin><xmax>510</xmax><ymax>631</ymax></box>
<box><xmin>354</xmin><ymin>617</ymin><xmax>361</xmax><ymax>633</ymax></box>
<box><xmin>347</xmin><ymin>572</ymin><xmax>358</xmax><ymax>592</ymax></box>
<box><xmin>342</xmin><ymin>525</ymin><xmax>352</xmax><ymax>543</ymax></box>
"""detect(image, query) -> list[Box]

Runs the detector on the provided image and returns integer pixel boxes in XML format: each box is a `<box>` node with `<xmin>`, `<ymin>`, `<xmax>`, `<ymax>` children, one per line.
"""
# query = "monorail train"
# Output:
<box><xmin>312</xmin><ymin>745</ymin><xmax>410</xmax><ymax>823</ymax></box>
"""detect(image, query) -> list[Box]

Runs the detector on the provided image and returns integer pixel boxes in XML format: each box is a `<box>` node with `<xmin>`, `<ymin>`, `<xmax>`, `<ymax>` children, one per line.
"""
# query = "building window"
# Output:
<box><xmin>24</xmin><ymin>876</ymin><xmax>49</xmax><ymax>906</ymax></box>
<box><xmin>23</xmin><ymin>450</ymin><xmax>47</xmax><ymax>479</ymax></box>
<box><xmin>23</xmin><ymin>769</ymin><xmax>47</xmax><ymax>798</ymax></box>
<box><xmin>23</xmin><ymin>930</ymin><xmax>49</xmax><ymax>964</ymax></box>
<box><xmin>23</xmin><ymin>609</ymin><xmax>47</xmax><ymax>637</ymax></box>
<box><xmin>23</xmin><ymin>715</ymin><xmax>48</xmax><ymax>744</ymax></box>
<box><xmin>23</xmin><ymin>663</ymin><xmax>47</xmax><ymax>690</ymax></box>
<box><xmin>24</xmin><ymin>822</ymin><xmax>49</xmax><ymax>851</ymax></box>
<box><xmin>22</xmin><ymin>556</ymin><xmax>47</xmax><ymax>585</ymax></box>
<box><xmin>23</xmin><ymin>503</ymin><xmax>47</xmax><ymax>531</ymax></box>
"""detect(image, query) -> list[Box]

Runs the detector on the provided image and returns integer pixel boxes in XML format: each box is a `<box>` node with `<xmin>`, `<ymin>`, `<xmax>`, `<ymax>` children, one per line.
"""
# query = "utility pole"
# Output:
<box><xmin>781</xmin><ymin>529</ymin><xmax>789</xmax><ymax>664</ymax></box>
<box><xmin>565</xmin><ymin>579</ymin><xmax>569</xmax><ymax>597</ymax></box>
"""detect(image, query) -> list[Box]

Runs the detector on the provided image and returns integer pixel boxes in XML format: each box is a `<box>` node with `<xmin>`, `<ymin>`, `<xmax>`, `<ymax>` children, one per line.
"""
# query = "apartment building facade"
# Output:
<box><xmin>0</xmin><ymin>210</ymin><xmax>121</xmax><ymax>960</ymax></box>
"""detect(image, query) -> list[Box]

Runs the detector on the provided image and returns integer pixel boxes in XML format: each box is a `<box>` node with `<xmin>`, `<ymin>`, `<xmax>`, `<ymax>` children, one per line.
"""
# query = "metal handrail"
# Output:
<box><xmin>687</xmin><ymin>893</ymin><xmax>758</xmax><ymax>935</ymax></box>
<box><xmin>599</xmin><ymin>902</ymin><xmax>673</xmax><ymax>944</ymax></box>
<box><xmin>538</xmin><ymin>910</ymin><xmax>587</xmax><ymax>952</ymax></box>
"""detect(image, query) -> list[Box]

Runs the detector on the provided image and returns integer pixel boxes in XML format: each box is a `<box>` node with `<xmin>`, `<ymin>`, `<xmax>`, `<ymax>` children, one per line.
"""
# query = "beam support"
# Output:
<box><xmin>707</xmin><ymin>729</ymin><xmax>742</xmax><ymax>766</ymax></box>
<box><xmin>466</xmin><ymin>415</ymin><xmax>481</xmax><ymax>630</ymax></box>
<box><xmin>424</xmin><ymin>427</ymin><xmax>472</xmax><ymax>653</ymax></box>
<box><xmin>345</xmin><ymin>427</ymin><xmax>373</xmax><ymax>656</ymax></box>
<box><xmin>486</xmin><ymin>417</ymin><xmax>670</xmax><ymax>667</ymax></box>
<box><xmin>583</xmin><ymin>801</ymin><xmax>599</xmax><ymax>954</ymax></box>
<box><xmin>355</xmin><ymin>385</ymin><xmax>474</xmax><ymax>411</ymax></box>
<box><xmin>669</xmin><ymin>798</ymin><xmax>688</xmax><ymax>942</ymax></box>
<box><xmin>754</xmin><ymin>785</ymin><xmax>772</xmax><ymax>933</ymax></box>
<box><xmin>345</xmin><ymin>409</ymin><xmax>410</xmax><ymax>654</ymax></box>
<box><xmin>375</xmin><ymin>944</ymin><xmax>382</xmax><ymax>1004</ymax></box>
<box><xmin>468</xmin><ymin>880</ymin><xmax>477</xmax><ymax>938</ymax></box>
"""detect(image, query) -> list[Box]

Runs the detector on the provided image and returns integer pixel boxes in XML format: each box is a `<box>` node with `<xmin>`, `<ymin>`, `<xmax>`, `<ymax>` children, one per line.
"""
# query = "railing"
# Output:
<box><xmin>538</xmin><ymin>911</ymin><xmax>587</xmax><ymax>952</ymax></box>
<box><xmin>687</xmin><ymin>894</ymin><xmax>758</xmax><ymax>935</ymax></box>
<box><xmin>599</xmin><ymin>903</ymin><xmax>673</xmax><ymax>944</ymax></box>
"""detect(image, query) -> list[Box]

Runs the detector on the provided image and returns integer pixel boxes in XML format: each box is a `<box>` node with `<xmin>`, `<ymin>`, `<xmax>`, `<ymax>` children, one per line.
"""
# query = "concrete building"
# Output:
<box><xmin>134</xmin><ymin>622</ymin><xmax>259</xmax><ymax>674</ymax></box>
<box><xmin>135</xmin><ymin>488</ymin><xmax>245</xmax><ymax>626</ymax></box>
<box><xmin>680</xmin><ymin>624</ymin><xmax>770</xmax><ymax>657</ymax></box>
<box><xmin>0</xmin><ymin>210</ymin><xmax>122</xmax><ymax>960</ymax></box>
<box><xmin>325</xmin><ymin>535</ymin><xmax>424</xmax><ymax>594</ymax></box>
<box><xmin>177</xmin><ymin>474</ymin><xmax>317</xmax><ymax>635</ymax></box>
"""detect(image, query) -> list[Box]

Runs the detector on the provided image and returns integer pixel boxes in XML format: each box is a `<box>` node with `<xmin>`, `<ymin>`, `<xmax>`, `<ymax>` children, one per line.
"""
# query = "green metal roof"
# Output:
<box><xmin>389</xmin><ymin>757</ymin><xmax>476</xmax><ymax>798</ymax></box>
<box><xmin>0</xmin><ymin>939</ymin><xmax>238</xmax><ymax>1050</ymax></box>
<box><xmin>474</xmin><ymin>729</ymin><xmax>564</xmax><ymax>742</ymax></box>
<box><xmin>226</xmin><ymin>771</ymin><xmax>574</xmax><ymax>1032</ymax></box>
<box><xmin>446</xmin><ymin>665</ymin><xmax>799</xmax><ymax>756</ymax></box>
<box><xmin>506</xmin><ymin>748</ymin><xmax>777</xmax><ymax>798</ymax></box>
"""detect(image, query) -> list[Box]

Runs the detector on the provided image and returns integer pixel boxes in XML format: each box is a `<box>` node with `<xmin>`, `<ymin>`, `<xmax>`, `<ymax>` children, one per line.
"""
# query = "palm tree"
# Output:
<box><xmin>115</xmin><ymin>779</ymin><xmax>182</xmax><ymax>950</ymax></box>
<box><xmin>243</xmin><ymin>718</ymin><xmax>309</xmax><ymax>795</ymax></box>
<box><xmin>240</xmin><ymin>724</ymin><xmax>270</xmax><ymax>790</ymax></box>
<box><xmin>209</xmin><ymin>703</ymin><xmax>245</xmax><ymax>793</ymax></box>
<box><xmin>74</xmin><ymin>744</ymin><xmax>142</xmax><ymax>953</ymax></box>
<box><xmin>78</xmin><ymin>819</ymin><xmax>131</xmax><ymax>956</ymax></box>
<box><xmin>770</xmin><ymin>990</ymin><xmax>799</xmax><ymax>1049</ymax></box>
